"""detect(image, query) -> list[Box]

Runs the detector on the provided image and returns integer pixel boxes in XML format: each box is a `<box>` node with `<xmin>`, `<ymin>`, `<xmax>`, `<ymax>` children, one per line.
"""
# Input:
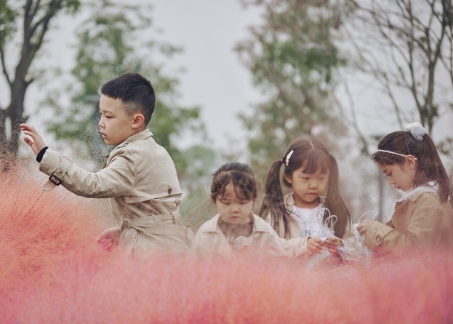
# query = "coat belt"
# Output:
<box><xmin>120</xmin><ymin>213</ymin><xmax>193</xmax><ymax>240</ymax></box>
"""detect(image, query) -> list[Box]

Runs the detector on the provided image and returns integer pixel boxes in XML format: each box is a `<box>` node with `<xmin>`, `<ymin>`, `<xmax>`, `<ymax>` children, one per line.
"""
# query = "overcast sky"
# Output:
<box><xmin>2</xmin><ymin>0</ymin><xmax>452</xmax><ymax>162</ymax></box>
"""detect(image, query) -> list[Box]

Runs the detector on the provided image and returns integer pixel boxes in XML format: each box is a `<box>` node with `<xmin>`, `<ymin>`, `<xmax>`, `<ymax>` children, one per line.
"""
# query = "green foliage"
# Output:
<box><xmin>236</xmin><ymin>0</ymin><xmax>349</xmax><ymax>181</ymax></box>
<box><xmin>43</xmin><ymin>0</ymin><xmax>209</xmax><ymax>174</ymax></box>
<box><xmin>39</xmin><ymin>1</ymin><xmax>220</xmax><ymax>228</ymax></box>
<box><xmin>0</xmin><ymin>0</ymin><xmax>17</xmax><ymax>48</ymax></box>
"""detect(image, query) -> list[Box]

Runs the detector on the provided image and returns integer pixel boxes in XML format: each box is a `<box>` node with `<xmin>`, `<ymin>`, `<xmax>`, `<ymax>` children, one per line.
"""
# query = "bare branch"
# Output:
<box><xmin>30</xmin><ymin>0</ymin><xmax>63</xmax><ymax>37</ymax></box>
<box><xmin>0</xmin><ymin>49</ymin><xmax>12</xmax><ymax>87</ymax></box>
<box><xmin>337</xmin><ymin>73</ymin><xmax>370</xmax><ymax>154</ymax></box>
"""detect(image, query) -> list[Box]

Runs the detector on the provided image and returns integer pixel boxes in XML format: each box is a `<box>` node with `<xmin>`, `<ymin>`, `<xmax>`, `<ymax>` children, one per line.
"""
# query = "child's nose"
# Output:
<box><xmin>309</xmin><ymin>181</ymin><xmax>318</xmax><ymax>188</ymax></box>
<box><xmin>230</xmin><ymin>205</ymin><xmax>239</xmax><ymax>212</ymax></box>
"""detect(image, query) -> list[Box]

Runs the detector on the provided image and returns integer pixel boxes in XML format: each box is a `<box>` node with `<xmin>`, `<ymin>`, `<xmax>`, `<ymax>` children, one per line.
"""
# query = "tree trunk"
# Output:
<box><xmin>1</xmin><ymin>80</ymin><xmax>28</xmax><ymax>171</ymax></box>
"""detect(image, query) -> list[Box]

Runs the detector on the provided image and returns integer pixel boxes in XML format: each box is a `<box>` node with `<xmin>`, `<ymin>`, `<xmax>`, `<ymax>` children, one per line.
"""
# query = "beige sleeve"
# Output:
<box><xmin>364</xmin><ymin>195</ymin><xmax>442</xmax><ymax>250</ymax></box>
<box><xmin>39</xmin><ymin>148</ymin><xmax>135</xmax><ymax>198</ymax></box>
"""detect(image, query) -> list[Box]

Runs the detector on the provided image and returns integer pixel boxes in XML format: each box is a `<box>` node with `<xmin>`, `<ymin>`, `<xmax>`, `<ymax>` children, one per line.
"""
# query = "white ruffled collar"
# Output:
<box><xmin>396</xmin><ymin>181</ymin><xmax>438</xmax><ymax>203</ymax></box>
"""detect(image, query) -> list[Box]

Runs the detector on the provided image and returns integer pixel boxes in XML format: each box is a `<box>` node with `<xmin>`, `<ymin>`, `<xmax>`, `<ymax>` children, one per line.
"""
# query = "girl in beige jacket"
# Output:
<box><xmin>194</xmin><ymin>162</ymin><xmax>307</xmax><ymax>261</ymax></box>
<box><xmin>357</xmin><ymin>122</ymin><xmax>453</xmax><ymax>252</ymax></box>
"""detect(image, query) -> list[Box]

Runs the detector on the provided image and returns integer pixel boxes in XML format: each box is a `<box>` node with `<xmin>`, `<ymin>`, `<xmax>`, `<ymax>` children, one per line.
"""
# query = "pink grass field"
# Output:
<box><xmin>1</xmin><ymin>168</ymin><xmax>453</xmax><ymax>323</ymax></box>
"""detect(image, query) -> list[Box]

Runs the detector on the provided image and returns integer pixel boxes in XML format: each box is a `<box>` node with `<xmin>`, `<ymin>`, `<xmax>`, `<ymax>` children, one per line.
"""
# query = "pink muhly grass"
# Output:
<box><xmin>1</xmin><ymin>167</ymin><xmax>453</xmax><ymax>323</ymax></box>
<box><xmin>0</xmin><ymin>166</ymin><xmax>104</xmax><ymax>293</ymax></box>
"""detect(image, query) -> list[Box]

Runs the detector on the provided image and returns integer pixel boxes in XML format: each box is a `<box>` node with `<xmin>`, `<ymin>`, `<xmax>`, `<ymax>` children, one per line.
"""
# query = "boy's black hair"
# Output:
<box><xmin>101</xmin><ymin>73</ymin><xmax>156</xmax><ymax>126</ymax></box>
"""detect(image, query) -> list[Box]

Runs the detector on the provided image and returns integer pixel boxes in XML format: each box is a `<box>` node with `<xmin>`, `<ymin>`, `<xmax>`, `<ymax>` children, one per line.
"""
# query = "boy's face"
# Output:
<box><xmin>99</xmin><ymin>95</ymin><xmax>139</xmax><ymax>146</ymax></box>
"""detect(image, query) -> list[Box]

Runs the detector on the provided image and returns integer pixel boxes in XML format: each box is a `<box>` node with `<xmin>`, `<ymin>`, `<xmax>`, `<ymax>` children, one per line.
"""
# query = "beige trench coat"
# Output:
<box><xmin>364</xmin><ymin>191</ymin><xmax>453</xmax><ymax>251</ymax></box>
<box><xmin>194</xmin><ymin>213</ymin><xmax>307</xmax><ymax>261</ymax></box>
<box><xmin>39</xmin><ymin>129</ymin><xmax>194</xmax><ymax>254</ymax></box>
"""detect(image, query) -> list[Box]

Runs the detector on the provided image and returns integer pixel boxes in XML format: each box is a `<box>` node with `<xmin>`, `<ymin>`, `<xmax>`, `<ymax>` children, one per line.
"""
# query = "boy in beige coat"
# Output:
<box><xmin>21</xmin><ymin>73</ymin><xmax>194</xmax><ymax>255</ymax></box>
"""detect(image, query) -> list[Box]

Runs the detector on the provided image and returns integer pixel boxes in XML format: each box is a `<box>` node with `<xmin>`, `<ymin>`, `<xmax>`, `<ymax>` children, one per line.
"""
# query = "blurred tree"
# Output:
<box><xmin>0</xmin><ymin>0</ymin><xmax>80</xmax><ymax>170</ymax></box>
<box><xmin>348</xmin><ymin>0</ymin><xmax>453</xmax><ymax>156</ymax></box>
<box><xmin>42</xmin><ymin>0</ymin><xmax>217</xmax><ymax>193</ymax></box>
<box><xmin>235</xmin><ymin>0</ymin><xmax>352</xmax><ymax>181</ymax></box>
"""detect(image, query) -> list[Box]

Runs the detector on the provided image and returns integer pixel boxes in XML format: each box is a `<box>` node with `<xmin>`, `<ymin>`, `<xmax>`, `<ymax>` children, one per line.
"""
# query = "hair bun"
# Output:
<box><xmin>405</xmin><ymin>122</ymin><xmax>426</xmax><ymax>141</ymax></box>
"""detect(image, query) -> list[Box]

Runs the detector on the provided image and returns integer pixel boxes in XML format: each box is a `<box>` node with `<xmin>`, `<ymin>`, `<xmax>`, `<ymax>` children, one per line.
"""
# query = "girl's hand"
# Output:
<box><xmin>20</xmin><ymin>124</ymin><xmax>46</xmax><ymax>155</ymax></box>
<box><xmin>356</xmin><ymin>220</ymin><xmax>370</xmax><ymax>236</ymax></box>
<box><xmin>323</xmin><ymin>236</ymin><xmax>341</xmax><ymax>254</ymax></box>
<box><xmin>307</xmin><ymin>237</ymin><xmax>323</xmax><ymax>256</ymax></box>
<box><xmin>96</xmin><ymin>227</ymin><xmax>121</xmax><ymax>252</ymax></box>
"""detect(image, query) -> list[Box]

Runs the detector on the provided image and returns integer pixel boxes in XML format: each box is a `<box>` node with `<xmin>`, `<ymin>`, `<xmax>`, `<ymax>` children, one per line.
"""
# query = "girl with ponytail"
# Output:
<box><xmin>260</xmin><ymin>138</ymin><xmax>351</xmax><ymax>256</ymax></box>
<box><xmin>357</xmin><ymin>122</ymin><xmax>453</xmax><ymax>251</ymax></box>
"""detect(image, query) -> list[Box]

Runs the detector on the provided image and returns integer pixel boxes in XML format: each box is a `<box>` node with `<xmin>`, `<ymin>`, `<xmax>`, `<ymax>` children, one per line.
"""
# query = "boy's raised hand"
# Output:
<box><xmin>96</xmin><ymin>227</ymin><xmax>121</xmax><ymax>252</ymax></box>
<box><xmin>20</xmin><ymin>124</ymin><xmax>46</xmax><ymax>155</ymax></box>
<box><xmin>307</xmin><ymin>237</ymin><xmax>323</xmax><ymax>256</ymax></box>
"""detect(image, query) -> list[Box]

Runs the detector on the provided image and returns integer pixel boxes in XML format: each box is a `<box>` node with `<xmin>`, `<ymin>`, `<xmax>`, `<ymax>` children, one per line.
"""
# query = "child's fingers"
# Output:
<box><xmin>324</xmin><ymin>237</ymin><xmax>341</xmax><ymax>247</ymax></box>
<box><xmin>356</xmin><ymin>225</ymin><xmax>366</xmax><ymax>235</ymax></box>
<box><xmin>20</xmin><ymin>123</ymin><xmax>36</xmax><ymax>133</ymax></box>
<box><xmin>311</xmin><ymin>236</ymin><xmax>321</xmax><ymax>243</ymax></box>
<box><xmin>309</xmin><ymin>243</ymin><xmax>323</xmax><ymax>254</ymax></box>
<box><xmin>103</xmin><ymin>243</ymin><xmax>112</xmax><ymax>252</ymax></box>
<box><xmin>23</xmin><ymin>136</ymin><xmax>33</xmax><ymax>146</ymax></box>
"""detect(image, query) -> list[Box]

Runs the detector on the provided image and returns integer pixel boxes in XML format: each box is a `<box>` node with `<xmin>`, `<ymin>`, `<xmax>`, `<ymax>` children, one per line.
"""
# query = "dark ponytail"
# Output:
<box><xmin>324</xmin><ymin>154</ymin><xmax>351</xmax><ymax>238</ymax></box>
<box><xmin>259</xmin><ymin>160</ymin><xmax>291</xmax><ymax>238</ymax></box>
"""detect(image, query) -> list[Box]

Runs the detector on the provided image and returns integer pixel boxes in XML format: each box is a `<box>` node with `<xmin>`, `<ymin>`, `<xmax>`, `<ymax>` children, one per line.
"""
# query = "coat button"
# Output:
<box><xmin>254</xmin><ymin>234</ymin><xmax>259</xmax><ymax>239</ymax></box>
<box><xmin>168</xmin><ymin>188</ymin><xmax>172</xmax><ymax>194</ymax></box>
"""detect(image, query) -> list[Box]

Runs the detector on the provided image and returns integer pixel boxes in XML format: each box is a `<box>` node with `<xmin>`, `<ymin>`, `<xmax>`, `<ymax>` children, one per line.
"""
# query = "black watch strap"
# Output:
<box><xmin>36</xmin><ymin>146</ymin><xmax>49</xmax><ymax>163</ymax></box>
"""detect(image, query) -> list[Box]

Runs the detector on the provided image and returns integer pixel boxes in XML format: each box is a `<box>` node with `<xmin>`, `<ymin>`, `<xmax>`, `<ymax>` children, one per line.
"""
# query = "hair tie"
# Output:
<box><xmin>405</xmin><ymin>122</ymin><xmax>426</xmax><ymax>141</ymax></box>
<box><xmin>285</xmin><ymin>150</ymin><xmax>294</xmax><ymax>166</ymax></box>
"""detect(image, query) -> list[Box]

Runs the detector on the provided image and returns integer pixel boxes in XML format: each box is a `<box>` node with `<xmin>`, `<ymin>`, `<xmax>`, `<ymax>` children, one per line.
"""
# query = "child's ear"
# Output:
<box><xmin>283</xmin><ymin>174</ymin><xmax>292</xmax><ymax>184</ymax></box>
<box><xmin>406</xmin><ymin>155</ymin><xmax>417</xmax><ymax>169</ymax></box>
<box><xmin>132</xmin><ymin>113</ymin><xmax>145</xmax><ymax>129</ymax></box>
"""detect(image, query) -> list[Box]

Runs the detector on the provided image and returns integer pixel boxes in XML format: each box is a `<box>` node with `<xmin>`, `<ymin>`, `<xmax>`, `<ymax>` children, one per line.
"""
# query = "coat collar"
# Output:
<box><xmin>121</xmin><ymin>128</ymin><xmax>153</xmax><ymax>145</ymax></box>
<box><xmin>106</xmin><ymin>129</ymin><xmax>154</xmax><ymax>154</ymax></box>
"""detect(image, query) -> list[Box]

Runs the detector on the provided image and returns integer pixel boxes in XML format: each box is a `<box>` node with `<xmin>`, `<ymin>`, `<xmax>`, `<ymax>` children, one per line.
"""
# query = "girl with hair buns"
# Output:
<box><xmin>194</xmin><ymin>162</ymin><xmax>308</xmax><ymax>261</ymax></box>
<box><xmin>260</xmin><ymin>138</ymin><xmax>351</xmax><ymax>257</ymax></box>
<box><xmin>357</xmin><ymin>122</ymin><xmax>453</xmax><ymax>251</ymax></box>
